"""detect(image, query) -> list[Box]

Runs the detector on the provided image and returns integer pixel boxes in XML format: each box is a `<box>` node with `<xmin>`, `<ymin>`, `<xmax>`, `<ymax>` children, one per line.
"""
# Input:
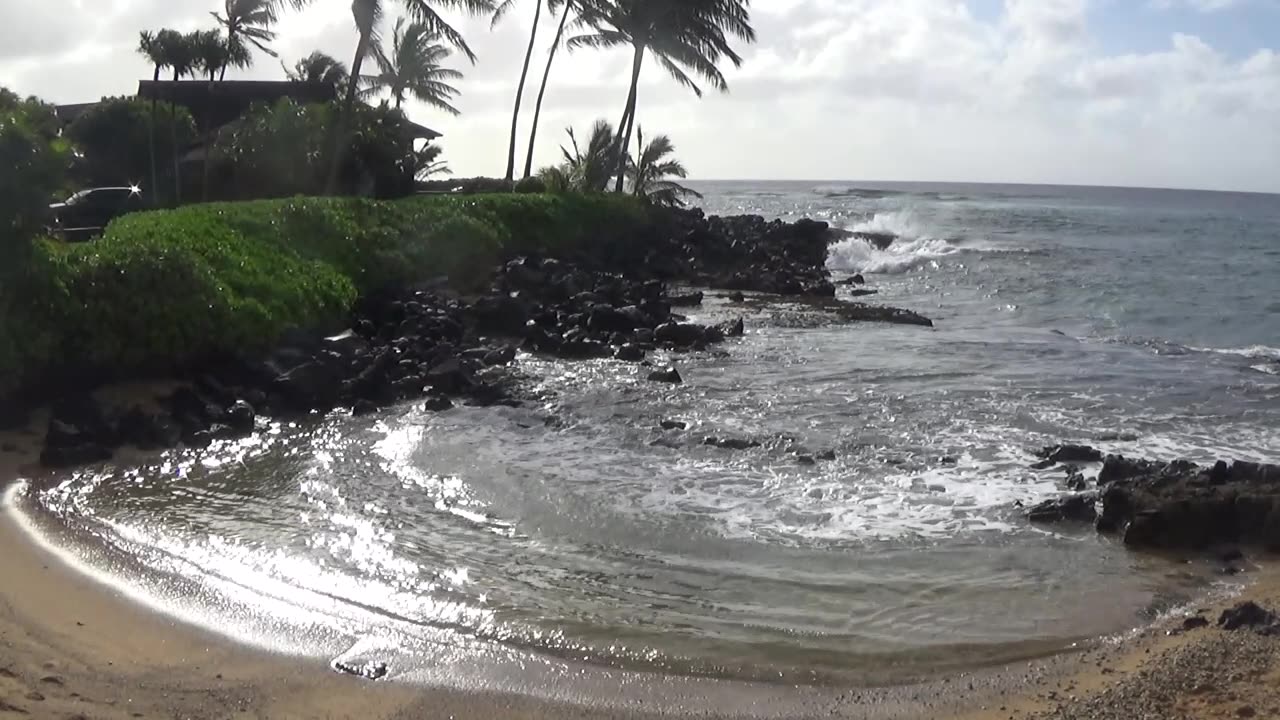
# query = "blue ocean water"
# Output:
<box><xmin>15</xmin><ymin>182</ymin><xmax>1280</xmax><ymax>696</ymax></box>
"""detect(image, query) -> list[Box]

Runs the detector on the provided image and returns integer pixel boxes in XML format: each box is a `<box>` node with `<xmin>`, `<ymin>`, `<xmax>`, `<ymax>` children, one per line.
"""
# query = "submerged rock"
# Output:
<box><xmin>423</xmin><ymin>394</ymin><xmax>454</xmax><ymax>412</ymax></box>
<box><xmin>332</xmin><ymin>660</ymin><xmax>388</xmax><ymax>681</ymax></box>
<box><xmin>834</xmin><ymin>303</ymin><xmax>934</xmax><ymax>328</ymax></box>
<box><xmin>647</xmin><ymin>367</ymin><xmax>683</xmax><ymax>384</ymax></box>
<box><xmin>666</xmin><ymin>291</ymin><xmax>704</xmax><ymax>307</ymax></box>
<box><xmin>225</xmin><ymin>400</ymin><xmax>256</xmax><ymax>436</ymax></box>
<box><xmin>1038</xmin><ymin>444</ymin><xmax>1104</xmax><ymax>464</ymax></box>
<box><xmin>1027</xmin><ymin>493</ymin><xmax>1098</xmax><ymax>523</ymax></box>
<box><xmin>703</xmin><ymin>437</ymin><xmax>762</xmax><ymax>451</ymax></box>
<box><xmin>615</xmin><ymin>344</ymin><xmax>646</xmax><ymax>362</ymax></box>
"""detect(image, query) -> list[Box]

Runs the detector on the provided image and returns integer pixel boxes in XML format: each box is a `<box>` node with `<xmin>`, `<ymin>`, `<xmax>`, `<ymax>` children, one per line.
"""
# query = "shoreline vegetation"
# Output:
<box><xmin>0</xmin><ymin>190</ymin><xmax>934</xmax><ymax>465</ymax></box>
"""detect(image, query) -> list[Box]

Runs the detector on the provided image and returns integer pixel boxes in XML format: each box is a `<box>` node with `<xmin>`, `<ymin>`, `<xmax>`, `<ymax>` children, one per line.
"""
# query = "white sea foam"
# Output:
<box><xmin>827</xmin><ymin>210</ymin><xmax>966</xmax><ymax>274</ymax></box>
<box><xmin>1188</xmin><ymin>344</ymin><xmax>1280</xmax><ymax>361</ymax></box>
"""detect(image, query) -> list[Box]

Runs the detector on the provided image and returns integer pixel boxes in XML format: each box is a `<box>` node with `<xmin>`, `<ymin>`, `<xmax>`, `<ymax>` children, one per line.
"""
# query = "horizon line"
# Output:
<box><xmin>682</xmin><ymin>179</ymin><xmax>1280</xmax><ymax>197</ymax></box>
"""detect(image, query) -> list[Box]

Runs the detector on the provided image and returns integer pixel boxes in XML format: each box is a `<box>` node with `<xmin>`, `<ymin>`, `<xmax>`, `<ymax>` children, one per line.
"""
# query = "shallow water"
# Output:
<box><xmin>15</xmin><ymin>181</ymin><xmax>1280</xmax><ymax>690</ymax></box>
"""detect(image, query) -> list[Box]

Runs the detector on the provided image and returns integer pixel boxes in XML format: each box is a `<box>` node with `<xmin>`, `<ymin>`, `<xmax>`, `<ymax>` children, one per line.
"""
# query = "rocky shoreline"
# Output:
<box><xmin>26</xmin><ymin>209</ymin><xmax>933</xmax><ymax>471</ymax></box>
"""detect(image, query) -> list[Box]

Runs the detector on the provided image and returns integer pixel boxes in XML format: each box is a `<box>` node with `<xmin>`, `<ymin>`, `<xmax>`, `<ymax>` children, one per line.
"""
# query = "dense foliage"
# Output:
<box><xmin>212</xmin><ymin>99</ymin><xmax>333</xmax><ymax>198</ymax></box>
<box><xmin>0</xmin><ymin>193</ymin><xmax>652</xmax><ymax>399</ymax></box>
<box><xmin>211</xmin><ymin>98</ymin><xmax>439</xmax><ymax>199</ymax></box>
<box><xmin>65</xmin><ymin>97</ymin><xmax>196</xmax><ymax>190</ymax></box>
<box><xmin>0</xmin><ymin>89</ymin><xmax>69</xmax><ymax>272</ymax></box>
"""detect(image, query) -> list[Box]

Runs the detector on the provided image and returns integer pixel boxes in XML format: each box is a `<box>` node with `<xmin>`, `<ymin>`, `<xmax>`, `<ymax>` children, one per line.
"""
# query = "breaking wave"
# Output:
<box><xmin>826</xmin><ymin>211</ymin><xmax>967</xmax><ymax>274</ymax></box>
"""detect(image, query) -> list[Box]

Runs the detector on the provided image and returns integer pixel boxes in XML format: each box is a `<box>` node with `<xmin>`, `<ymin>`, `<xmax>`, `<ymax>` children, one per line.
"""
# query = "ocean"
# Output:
<box><xmin>13</xmin><ymin>181</ymin><xmax>1280</xmax><ymax>698</ymax></box>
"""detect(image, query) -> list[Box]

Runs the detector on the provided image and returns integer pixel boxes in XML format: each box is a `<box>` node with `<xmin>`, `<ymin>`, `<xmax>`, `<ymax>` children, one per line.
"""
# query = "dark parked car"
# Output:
<box><xmin>48</xmin><ymin>186</ymin><xmax>147</xmax><ymax>240</ymax></box>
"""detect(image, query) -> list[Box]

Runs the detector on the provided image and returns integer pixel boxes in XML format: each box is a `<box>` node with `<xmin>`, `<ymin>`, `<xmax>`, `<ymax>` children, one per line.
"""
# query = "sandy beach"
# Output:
<box><xmin>3</xmin><ymin>426</ymin><xmax>1280</xmax><ymax>720</ymax></box>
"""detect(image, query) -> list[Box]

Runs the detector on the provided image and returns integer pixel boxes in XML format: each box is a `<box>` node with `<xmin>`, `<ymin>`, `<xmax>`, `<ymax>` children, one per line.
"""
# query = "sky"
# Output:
<box><xmin>1</xmin><ymin>0</ymin><xmax>1278</xmax><ymax>192</ymax></box>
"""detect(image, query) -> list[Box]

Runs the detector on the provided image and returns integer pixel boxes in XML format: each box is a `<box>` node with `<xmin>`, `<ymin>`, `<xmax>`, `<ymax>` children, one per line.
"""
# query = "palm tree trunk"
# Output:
<box><xmin>202</xmin><ymin>75</ymin><xmax>214</xmax><ymax>201</ymax></box>
<box><xmin>148</xmin><ymin>66</ymin><xmax>160</xmax><ymax>206</ymax></box>
<box><xmin>632</xmin><ymin>127</ymin><xmax>644</xmax><ymax>196</ymax></box>
<box><xmin>523</xmin><ymin>0</ymin><xmax>570</xmax><ymax>179</ymax></box>
<box><xmin>171</xmin><ymin>69</ymin><xmax>183</xmax><ymax>205</ymax></box>
<box><xmin>613</xmin><ymin>43</ymin><xmax>645</xmax><ymax>193</ymax></box>
<box><xmin>325</xmin><ymin>31</ymin><xmax>372</xmax><ymax>196</ymax></box>
<box><xmin>506</xmin><ymin>0</ymin><xmax>543</xmax><ymax>183</ymax></box>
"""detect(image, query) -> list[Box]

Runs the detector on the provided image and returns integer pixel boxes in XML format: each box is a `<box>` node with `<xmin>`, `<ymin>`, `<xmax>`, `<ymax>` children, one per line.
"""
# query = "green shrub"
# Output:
<box><xmin>514</xmin><ymin>177</ymin><xmax>547</xmax><ymax>194</ymax></box>
<box><xmin>0</xmin><ymin>193</ymin><xmax>656</xmax><ymax>398</ymax></box>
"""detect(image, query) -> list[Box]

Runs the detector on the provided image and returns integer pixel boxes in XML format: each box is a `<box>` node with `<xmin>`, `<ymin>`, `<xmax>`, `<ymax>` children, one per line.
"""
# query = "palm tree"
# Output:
<box><xmin>522</xmin><ymin>0</ymin><xmax>579</xmax><ymax>179</ymax></box>
<box><xmin>626</xmin><ymin>128</ymin><xmax>700</xmax><ymax>207</ymax></box>
<box><xmin>137</xmin><ymin>31</ymin><xmax>171</xmax><ymax>201</ymax></box>
<box><xmin>190</xmin><ymin>30</ymin><xmax>230</xmax><ymax>81</ymax></box>
<box><xmin>163</xmin><ymin>31</ymin><xmax>196</xmax><ymax>82</ymax></box>
<box><xmin>325</xmin><ymin>0</ymin><xmax>494</xmax><ymax>194</ymax></box>
<box><xmin>572</xmin><ymin>0</ymin><xmax>754</xmax><ymax>191</ymax></box>
<box><xmin>494</xmin><ymin>0</ymin><xmax>541</xmax><ymax>183</ymax></box>
<box><xmin>286</xmin><ymin>51</ymin><xmax>350</xmax><ymax>94</ymax></box>
<box><xmin>413</xmin><ymin>142</ymin><xmax>450</xmax><ymax>179</ymax></box>
<box><xmin>211</xmin><ymin>0</ymin><xmax>287</xmax><ymax>80</ymax></box>
<box><xmin>158</xmin><ymin>30</ymin><xmax>196</xmax><ymax>203</ymax></box>
<box><xmin>360</xmin><ymin>18</ymin><xmax>463</xmax><ymax>112</ymax></box>
<box><xmin>189</xmin><ymin>29</ymin><xmax>231</xmax><ymax>200</ymax></box>
<box><xmin>538</xmin><ymin>119</ymin><xmax>616</xmax><ymax>192</ymax></box>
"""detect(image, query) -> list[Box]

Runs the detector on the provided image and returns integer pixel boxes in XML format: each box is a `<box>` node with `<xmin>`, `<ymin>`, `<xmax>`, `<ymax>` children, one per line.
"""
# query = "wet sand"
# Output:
<box><xmin>2</xmin><ymin>427</ymin><xmax>1279</xmax><ymax>719</ymax></box>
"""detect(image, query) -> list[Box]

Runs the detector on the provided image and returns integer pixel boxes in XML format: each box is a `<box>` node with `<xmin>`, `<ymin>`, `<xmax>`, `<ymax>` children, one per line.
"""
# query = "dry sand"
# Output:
<box><xmin>2</xmin><ymin>426</ymin><xmax>1279</xmax><ymax>720</ymax></box>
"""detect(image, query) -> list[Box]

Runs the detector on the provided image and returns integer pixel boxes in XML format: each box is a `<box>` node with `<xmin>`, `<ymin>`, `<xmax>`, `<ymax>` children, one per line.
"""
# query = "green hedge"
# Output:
<box><xmin>0</xmin><ymin>193</ymin><xmax>654</xmax><ymax>399</ymax></box>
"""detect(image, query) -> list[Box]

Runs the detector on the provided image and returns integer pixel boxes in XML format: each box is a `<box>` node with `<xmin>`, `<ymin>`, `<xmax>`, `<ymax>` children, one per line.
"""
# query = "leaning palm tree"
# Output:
<box><xmin>211</xmin><ymin>0</ymin><xmax>287</xmax><ymax>80</ymax></box>
<box><xmin>493</xmin><ymin>0</ymin><xmax>541</xmax><ymax>183</ymax></box>
<box><xmin>360</xmin><ymin>18</ymin><xmax>464</xmax><ymax>112</ymax></box>
<box><xmin>626</xmin><ymin>128</ymin><xmax>700</xmax><ymax>207</ymax></box>
<box><xmin>522</xmin><ymin>0</ymin><xmax>580</xmax><ymax>179</ymax></box>
<box><xmin>286</xmin><ymin>51</ymin><xmax>350</xmax><ymax>94</ymax></box>
<box><xmin>324</xmin><ymin>0</ymin><xmax>495</xmax><ymax>194</ymax></box>
<box><xmin>137</xmin><ymin>31</ymin><xmax>172</xmax><ymax>200</ymax></box>
<box><xmin>572</xmin><ymin>0</ymin><xmax>754</xmax><ymax>191</ymax></box>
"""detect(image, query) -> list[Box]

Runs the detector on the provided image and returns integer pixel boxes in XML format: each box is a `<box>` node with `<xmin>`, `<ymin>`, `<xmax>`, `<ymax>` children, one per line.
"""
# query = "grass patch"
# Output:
<box><xmin>0</xmin><ymin>193</ymin><xmax>655</xmax><ymax>398</ymax></box>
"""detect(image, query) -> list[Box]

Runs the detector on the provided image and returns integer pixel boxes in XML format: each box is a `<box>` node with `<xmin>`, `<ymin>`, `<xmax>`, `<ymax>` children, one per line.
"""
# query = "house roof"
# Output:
<box><xmin>54</xmin><ymin>102</ymin><xmax>100</xmax><ymax>126</ymax></box>
<box><xmin>137</xmin><ymin>80</ymin><xmax>337</xmax><ymax>132</ymax></box>
<box><xmin>403</xmin><ymin>119</ymin><xmax>442</xmax><ymax>141</ymax></box>
<box><xmin>135</xmin><ymin>80</ymin><xmax>442</xmax><ymax>140</ymax></box>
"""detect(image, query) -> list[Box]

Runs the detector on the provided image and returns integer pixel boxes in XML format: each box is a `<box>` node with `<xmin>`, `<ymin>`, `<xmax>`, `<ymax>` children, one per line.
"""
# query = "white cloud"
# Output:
<box><xmin>0</xmin><ymin>0</ymin><xmax>1277</xmax><ymax>192</ymax></box>
<box><xmin>1149</xmin><ymin>0</ymin><xmax>1250</xmax><ymax>12</ymax></box>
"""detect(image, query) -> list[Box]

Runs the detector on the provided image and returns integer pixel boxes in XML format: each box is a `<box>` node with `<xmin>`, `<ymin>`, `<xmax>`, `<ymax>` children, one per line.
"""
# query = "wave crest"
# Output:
<box><xmin>827</xmin><ymin>211</ymin><xmax>963</xmax><ymax>274</ymax></box>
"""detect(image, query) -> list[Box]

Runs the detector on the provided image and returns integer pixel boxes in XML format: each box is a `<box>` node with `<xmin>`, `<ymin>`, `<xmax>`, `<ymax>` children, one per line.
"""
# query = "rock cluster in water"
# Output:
<box><xmin>1027</xmin><ymin>445</ymin><xmax>1280</xmax><ymax>552</ymax></box>
<box><xmin>643</xmin><ymin>210</ymin><xmax>838</xmax><ymax>297</ymax></box>
<box><xmin>33</xmin><ymin>212</ymin><xmax>934</xmax><ymax>469</ymax></box>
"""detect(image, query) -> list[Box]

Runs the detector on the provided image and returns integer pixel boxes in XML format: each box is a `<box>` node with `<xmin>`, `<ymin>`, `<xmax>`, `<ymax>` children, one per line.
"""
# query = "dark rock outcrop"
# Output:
<box><xmin>1218</xmin><ymin>602</ymin><xmax>1279</xmax><ymax>634</ymax></box>
<box><xmin>1029</xmin><ymin>452</ymin><xmax>1280</xmax><ymax>551</ymax></box>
